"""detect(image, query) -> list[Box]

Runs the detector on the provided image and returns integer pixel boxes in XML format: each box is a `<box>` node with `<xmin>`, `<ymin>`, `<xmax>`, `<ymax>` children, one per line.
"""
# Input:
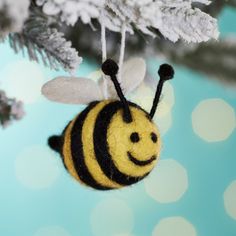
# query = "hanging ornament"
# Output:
<box><xmin>42</xmin><ymin>20</ymin><xmax>175</xmax><ymax>190</ymax></box>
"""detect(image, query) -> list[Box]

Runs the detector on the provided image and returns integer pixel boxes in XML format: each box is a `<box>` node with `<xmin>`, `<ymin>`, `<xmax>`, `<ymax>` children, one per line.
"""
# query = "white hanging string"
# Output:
<box><xmin>100</xmin><ymin>10</ymin><xmax>108</xmax><ymax>99</ymax></box>
<box><xmin>100</xmin><ymin>19</ymin><xmax>127</xmax><ymax>98</ymax></box>
<box><xmin>101</xmin><ymin>15</ymin><xmax>107</xmax><ymax>62</ymax></box>
<box><xmin>118</xmin><ymin>23</ymin><xmax>126</xmax><ymax>82</ymax></box>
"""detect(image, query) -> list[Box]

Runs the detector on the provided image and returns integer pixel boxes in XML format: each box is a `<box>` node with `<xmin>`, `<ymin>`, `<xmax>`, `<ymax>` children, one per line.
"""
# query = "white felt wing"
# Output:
<box><xmin>99</xmin><ymin>57</ymin><xmax>146</xmax><ymax>99</ymax></box>
<box><xmin>121</xmin><ymin>57</ymin><xmax>146</xmax><ymax>94</ymax></box>
<box><xmin>42</xmin><ymin>77</ymin><xmax>103</xmax><ymax>104</ymax></box>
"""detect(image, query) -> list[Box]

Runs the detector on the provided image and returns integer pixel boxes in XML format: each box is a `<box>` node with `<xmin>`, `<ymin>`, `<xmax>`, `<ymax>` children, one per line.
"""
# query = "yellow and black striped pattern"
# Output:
<box><xmin>62</xmin><ymin>100</ymin><xmax>161</xmax><ymax>190</ymax></box>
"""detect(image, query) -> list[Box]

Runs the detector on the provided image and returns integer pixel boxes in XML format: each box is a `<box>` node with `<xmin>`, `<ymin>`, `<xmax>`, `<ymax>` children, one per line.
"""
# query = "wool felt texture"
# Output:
<box><xmin>46</xmin><ymin>60</ymin><xmax>174</xmax><ymax>190</ymax></box>
<box><xmin>48</xmin><ymin>134</ymin><xmax>69</xmax><ymax>171</ymax></box>
<box><xmin>48</xmin><ymin>135</ymin><xmax>62</xmax><ymax>153</ymax></box>
<box><xmin>63</xmin><ymin>101</ymin><xmax>111</xmax><ymax>190</ymax></box>
<box><xmin>99</xmin><ymin>57</ymin><xmax>146</xmax><ymax>99</ymax></box>
<box><xmin>150</xmin><ymin>63</ymin><xmax>175</xmax><ymax>118</ymax></box>
<box><xmin>42</xmin><ymin>58</ymin><xmax>146</xmax><ymax>105</ymax></box>
<box><xmin>102</xmin><ymin>59</ymin><xmax>132</xmax><ymax>123</ymax></box>
<box><xmin>63</xmin><ymin>116</ymin><xmax>83</xmax><ymax>184</ymax></box>
<box><xmin>42</xmin><ymin>77</ymin><xmax>103</xmax><ymax>105</ymax></box>
<box><xmin>55</xmin><ymin>100</ymin><xmax>160</xmax><ymax>190</ymax></box>
<box><xmin>104</xmin><ymin>101</ymin><xmax>160</xmax><ymax>179</ymax></box>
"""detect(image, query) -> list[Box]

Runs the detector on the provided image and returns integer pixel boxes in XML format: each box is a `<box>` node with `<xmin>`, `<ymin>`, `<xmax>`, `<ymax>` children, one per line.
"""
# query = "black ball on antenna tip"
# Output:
<box><xmin>158</xmin><ymin>64</ymin><xmax>174</xmax><ymax>80</ymax></box>
<box><xmin>102</xmin><ymin>59</ymin><xmax>119</xmax><ymax>76</ymax></box>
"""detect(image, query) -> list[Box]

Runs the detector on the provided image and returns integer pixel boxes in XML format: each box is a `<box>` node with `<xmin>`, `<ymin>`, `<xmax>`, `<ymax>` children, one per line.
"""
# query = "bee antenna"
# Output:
<box><xmin>149</xmin><ymin>64</ymin><xmax>174</xmax><ymax>119</ymax></box>
<box><xmin>102</xmin><ymin>59</ymin><xmax>132</xmax><ymax>123</ymax></box>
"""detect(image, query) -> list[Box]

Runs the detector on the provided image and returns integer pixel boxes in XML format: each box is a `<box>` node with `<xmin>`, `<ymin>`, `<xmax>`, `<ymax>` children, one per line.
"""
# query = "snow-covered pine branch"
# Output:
<box><xmin>0</xmin><ymin>0</ymin><xmax>30</xmax><ymax>38</ymax></box>
<box><xmin>8</xmin><ymin>7</ymin><xmax>82</xmax><ymax>72</ymax></box>
<box><xmin>0</xmin><ymin>90</ymin><xmax>25</xmax><ymax>128</ymax></box>
<box><xmin>36</xmin><ymin>0</ymin><xmax>104</xmax><ymax>25</ymax></box>
<box><xmin>36</xmin><ymin>0</ymin><xmax>219</xmax><ymax>43</ymax></box>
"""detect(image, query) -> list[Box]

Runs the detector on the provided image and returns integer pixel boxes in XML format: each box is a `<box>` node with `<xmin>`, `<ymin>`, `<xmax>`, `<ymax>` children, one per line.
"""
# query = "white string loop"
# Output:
<box><xmin>100</xmin><ymin>18</ymin><xmax>127</xmax><ymax>98</ymax></box>
<box><xmin>118</xmin><ymin>23</ymin><xmax>126</xmax><ymax>82</ymax></box>
<box><xmin>101</xmin><ymin>12</ymin><xmax>107</xmax><ymax>62</ymax></box>
<box><xmin>100</xmin><ymin>10</ymin><xmax>108</xmax><ymax>99</ymax></box>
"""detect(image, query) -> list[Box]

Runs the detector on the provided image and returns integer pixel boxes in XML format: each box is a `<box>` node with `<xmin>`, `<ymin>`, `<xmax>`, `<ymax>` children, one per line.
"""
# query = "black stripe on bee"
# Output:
<box><xmin>93</xmin><ymin>101</ymin><xmax>150</xmax><ymax>186</ymax></box>
<box><xmin>70</xmin><ymin>101</ymin><xmax>113</xmax><ymax>190</ymax></box>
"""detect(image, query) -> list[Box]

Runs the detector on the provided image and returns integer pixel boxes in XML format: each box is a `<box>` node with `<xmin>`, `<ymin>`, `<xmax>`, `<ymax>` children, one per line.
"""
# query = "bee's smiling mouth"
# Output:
<box><xmin>127</xmin><ymin>152</ymin><xmax>156</xmax><ymax>166</ymax></box>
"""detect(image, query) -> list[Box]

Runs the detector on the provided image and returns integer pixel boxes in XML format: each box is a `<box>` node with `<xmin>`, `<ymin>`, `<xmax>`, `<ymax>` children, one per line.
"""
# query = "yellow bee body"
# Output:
<box><xmin>62</xmin><ymin>100</ymin><xmax>161</xmax><ymax>190</ymax></box>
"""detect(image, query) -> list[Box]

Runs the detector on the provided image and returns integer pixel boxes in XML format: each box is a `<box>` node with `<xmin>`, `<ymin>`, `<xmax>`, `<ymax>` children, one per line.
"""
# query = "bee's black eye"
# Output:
<box><xmin>151</xmin><ymin>132</ymin><xmax>158</xmax><ymax>143</ymax></box>
<box><xmin>130</xmin><ymin>132</ymin><xmax>140</xmax><ymax>143</ymax></box>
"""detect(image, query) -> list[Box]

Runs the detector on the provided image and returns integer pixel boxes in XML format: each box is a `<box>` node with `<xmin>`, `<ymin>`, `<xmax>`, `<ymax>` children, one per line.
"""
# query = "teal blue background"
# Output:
<box><xmin>0</xmin><ymin>7</ymin><xmax>236</xmax><ymax>236</ymax></box>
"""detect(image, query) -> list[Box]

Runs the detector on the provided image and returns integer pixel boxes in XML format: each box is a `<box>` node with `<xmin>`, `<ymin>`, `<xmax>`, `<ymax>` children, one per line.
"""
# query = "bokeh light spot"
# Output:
<box><xmin>192</xmin><ymin>99</ymin><xmax>236</xmax><ymax>142</ymax></box>
<box><xmin>91</xmin><ymin>198</ymin><xmax>134</xmax><ymax>236</ymax></box>
<box><xmin>144</xmin><ymin>159</ymin><xmax>188</xmax><ymax>203</ymax></box>
<box><xmin>15</xmin><ymin>146</ymin><xmax>61</xmax><ymax>189</ymax></box>
<box><xmin>224</xmin><ymin>180</ymin><xmax>236</xmax><ymax>220</ymax></box>
<box><xmin>34</xmin><ymin>226</ymin><xmax>70</xmax><ymax>236</ymax></box>
<box><xmin>1</xmin><ymin>60</ymin><xmax>45</xmax><ymax>104</ymax></box>
<box><xmin>152</xmin><ymin>217</ymin><xmax>197</xmax><ymax>236</ymax></box>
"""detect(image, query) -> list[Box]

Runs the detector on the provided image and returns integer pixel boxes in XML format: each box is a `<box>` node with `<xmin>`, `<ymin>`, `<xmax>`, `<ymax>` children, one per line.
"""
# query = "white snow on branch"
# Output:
<box><xmin>0</xmin><ymin>90</ymin><xmax>25</xmax><ymax>128</ymax></box>
<box><xmin>8</xmin><ymin>8</ymin><xmax>82</xmax><ymax>73</ymax></box>
<box><xmin>159</xmin><ymin>7</ymin><xmax>219</xmax><ymax>42</ymax></box>
<box><xmin>0</xmin><ymin>0</ymin><xmax>30</xmax><ymax>37</ymax></box>
<box><xmin>36</xmin><ymin>0</ymin><xmax>219</xmax><ymax>43</ymax></box>
<box><xmin>105</xmin><ymin>0</ymin><xmax>219</xmax><ymax>42</ymax></box>
<box><xmin>36</xmin><ymin>0</ymin><xmax>105</xmax><ymax>25</ymax></box>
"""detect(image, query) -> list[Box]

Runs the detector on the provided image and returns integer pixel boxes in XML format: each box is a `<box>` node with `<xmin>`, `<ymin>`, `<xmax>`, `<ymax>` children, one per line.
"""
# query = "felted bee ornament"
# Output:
<box><xmin>42</xmin><ymin>59</ymin><xmax>174</xmax><ymax>190</ymax></box>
